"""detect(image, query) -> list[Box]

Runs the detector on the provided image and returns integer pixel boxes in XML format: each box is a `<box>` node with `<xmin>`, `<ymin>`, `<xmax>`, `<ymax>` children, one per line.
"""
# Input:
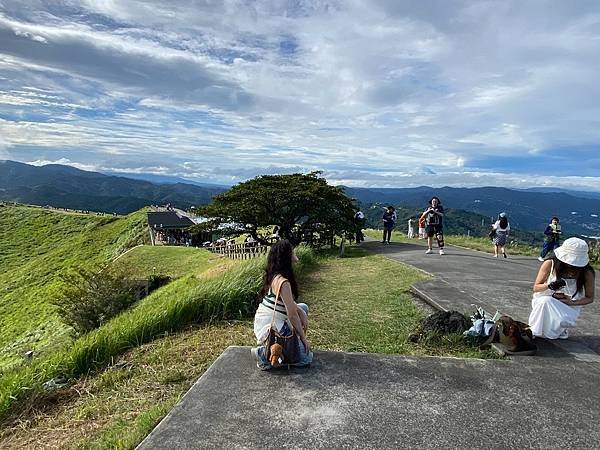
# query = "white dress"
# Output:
<box><xmin>528</xmin><ymin>266</ymin><xmax>582</xmax><ymax>339</ymax></box>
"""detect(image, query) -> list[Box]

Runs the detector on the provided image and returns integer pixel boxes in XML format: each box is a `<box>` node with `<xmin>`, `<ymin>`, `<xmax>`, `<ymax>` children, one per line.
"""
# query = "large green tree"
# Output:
<box><xmin>197</xmin><ymin>172</ymin><xmax>357</xmax><ymax>245</ymax></box>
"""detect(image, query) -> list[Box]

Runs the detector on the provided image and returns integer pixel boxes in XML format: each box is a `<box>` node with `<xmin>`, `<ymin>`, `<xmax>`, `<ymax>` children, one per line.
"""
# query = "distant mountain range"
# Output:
<box><xmin>0</xmin><ymin>160</ymin><xmax>226</xmax><ymax>214</ymax></box>
<box><xmin>2</xmin><ymin>160</ymin><xmax>600</xmax><ymax>236</ymax></box>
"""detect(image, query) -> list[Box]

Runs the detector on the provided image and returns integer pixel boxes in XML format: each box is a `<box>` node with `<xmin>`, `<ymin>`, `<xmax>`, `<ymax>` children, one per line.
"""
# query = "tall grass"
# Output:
<box><xmin>0</xmin><ymin>246</ymin><xmax>316</xmax><ymax>419</ymax></box>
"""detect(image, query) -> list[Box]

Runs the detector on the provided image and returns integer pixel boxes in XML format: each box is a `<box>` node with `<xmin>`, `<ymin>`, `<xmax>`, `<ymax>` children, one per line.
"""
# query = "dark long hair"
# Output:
<box><xmin>553</xmin><ymin>257</ymin><xmax>595</xmax><ymax>295</ymax></box>
<box><xmin>260</xmin><ymin>239</ymin><xmax>299</xmax><ymax>299</ymax></box>
<box><xmin>499</xmin><ymin>216</ymin><xmax>509</xmax><ymax>229</ymax></box>
<box><xmin>429</xmin><ymin>196</ymin><xmax>441</xmax><ymax>205</ymax></box>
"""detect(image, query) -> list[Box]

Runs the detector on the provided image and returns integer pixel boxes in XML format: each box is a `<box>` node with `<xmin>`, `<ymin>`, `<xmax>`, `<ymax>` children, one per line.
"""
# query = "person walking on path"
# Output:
<box><xmin>354</xmin><ymin>210</ymin><xmax>365</xmax><ymax>243</ymax></box>
<box><xmin>418</xmin><ymin>215</ymin><xmax>426</xmax><ymax>239</ymax></box>
<box><xmin>382</xmin><ymin>206</ymin><xmax>395</xmax><ymax>244</ymax></box>
<box><xmin>407</xmin><ymin>218</ymin><xmax>415</xmax><ymax>239</ymax></box>
<box><xmin>251</xmin><ymin>239</ymin><xmax>313</xmax><ymax>369</ymax></box>
<box><xmin>491</xmin><ymin>212</ymin><xmax>510</xmax><ymax>258</ymax></box>
<box><xmin>421</xmin><ymin>197</ymin><xmax>445</xmax><ymax>255</ymax></box>
<box><xmin>529</xmin><ymin>237</ymin><xmax>595</xmax><ymax>340</ymax></box>
<box><xmin>538</xmin><ymin>217</ymin><xmax>562</xmax><ymax>262</ymax></box>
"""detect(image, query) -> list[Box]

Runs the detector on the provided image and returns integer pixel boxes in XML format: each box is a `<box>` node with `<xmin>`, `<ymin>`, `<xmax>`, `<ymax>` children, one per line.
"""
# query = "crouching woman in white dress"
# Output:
<box><xmin>529</xmin><ymin>237</ymin><xmax>595</xmax><ymax>339</ymax></box>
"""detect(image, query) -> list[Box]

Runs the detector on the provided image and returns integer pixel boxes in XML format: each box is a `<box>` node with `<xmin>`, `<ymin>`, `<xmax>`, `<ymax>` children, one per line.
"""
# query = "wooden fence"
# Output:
<box><xmin>207</xmin><ymin>243</ymin><xmax>270</xmax><ymax>260</ymax></box>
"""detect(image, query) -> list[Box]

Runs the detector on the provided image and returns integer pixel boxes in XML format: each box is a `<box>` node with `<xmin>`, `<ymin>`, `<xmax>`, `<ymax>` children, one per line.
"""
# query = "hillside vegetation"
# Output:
<box><xmin>0</xmin><ymin>206</ymin><xmax>148</xmax><ymax>371</ymax></box>
<box><xmin>112</xmin><ymin>245</ymin><xmax>219</xmax><ymax>279</ymax></box>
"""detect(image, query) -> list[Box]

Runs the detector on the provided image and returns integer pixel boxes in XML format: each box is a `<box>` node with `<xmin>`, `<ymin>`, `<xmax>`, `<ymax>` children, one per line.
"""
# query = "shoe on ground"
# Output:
<box><xmin>387</xmin><ymin>241</ymin><xmax>391</xmax><ymax>244</ymax></box>
<box><xmin>503</xmin><ymin>253</ymin><xmax>507</xmax><ymax>258</ymax></box>
<box><xmin>493</xmin><ymin>254</ymin><xmax>498</xmax><ymax>258</ymax></box>
<box><xmin>558</xmin><ymin>329</ymin><xmax>569</xmax><ymax>339</ymax></box>
<box><xmin>538</xmin><ymin>257</ymin><xmax>545</xmax><ymax>262</ymax></box>
<box><xmin>425</xmin><ymin>248</ymin><xmax>432</xmax><ymax>254</ymax></box>
<box><xmin>439</xmin><ymin>249</ymin><xmax>445</xmax><ymax>255</ymax></box>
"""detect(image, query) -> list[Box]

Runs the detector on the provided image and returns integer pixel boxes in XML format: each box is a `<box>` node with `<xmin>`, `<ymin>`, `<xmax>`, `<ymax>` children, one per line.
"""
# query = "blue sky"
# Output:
<box><xmin>1</xmin><ymin>0</ymin><xmax>600</xmax><ymax>190</ymax></box>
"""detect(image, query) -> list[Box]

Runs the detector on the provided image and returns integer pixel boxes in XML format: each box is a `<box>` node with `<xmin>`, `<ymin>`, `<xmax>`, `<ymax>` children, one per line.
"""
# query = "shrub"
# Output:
<box><xmin>52</xmin><ymin>268</ymin><xmax>138</xmax><ymax>335</ymax></box>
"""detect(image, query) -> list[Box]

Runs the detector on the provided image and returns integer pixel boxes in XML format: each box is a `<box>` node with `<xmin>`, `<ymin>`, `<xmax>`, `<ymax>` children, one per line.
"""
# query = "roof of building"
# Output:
<box><xmin>147</xmin><ymin>211</ymin><xmax>195</xmax><ymax>229</ymax></box>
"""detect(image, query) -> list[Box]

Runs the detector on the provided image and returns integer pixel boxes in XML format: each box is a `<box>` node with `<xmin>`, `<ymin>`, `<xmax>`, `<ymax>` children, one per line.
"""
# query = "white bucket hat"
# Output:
<box><xmin>554</xmin><ymin>237</ymin><xmax>589</xmax><ymax>267</ymax></box>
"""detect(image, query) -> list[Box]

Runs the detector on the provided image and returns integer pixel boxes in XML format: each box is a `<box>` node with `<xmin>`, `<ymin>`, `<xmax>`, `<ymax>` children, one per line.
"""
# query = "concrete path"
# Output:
<box><xmin>138</xmin><ymin>346</ymin><xmax>600</xmax><ymax>449</ymax></box>
<box><xmin>365</xmin><ymin>240</ymin><xmax>600</xmax><ymax>359</ymax></box>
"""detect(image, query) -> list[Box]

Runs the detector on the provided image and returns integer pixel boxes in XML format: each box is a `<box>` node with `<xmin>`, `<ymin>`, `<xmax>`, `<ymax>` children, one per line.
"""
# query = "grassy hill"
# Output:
<box><xmin>0</xmin><ymin>206</ymin><xmax>149</xmax><ymax>371</ymax></box>
<box><xmin>112</xmin><ymin>246</ymin><xmax>220</xmax><ymax>279</ymax></box>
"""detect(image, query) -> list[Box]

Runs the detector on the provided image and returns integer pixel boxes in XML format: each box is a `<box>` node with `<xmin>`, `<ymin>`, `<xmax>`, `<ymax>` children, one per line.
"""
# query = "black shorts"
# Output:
<box><xmin>426</xmin><ymin>224</ymin><xmax>443</xmax><ymax>237</ymax></box>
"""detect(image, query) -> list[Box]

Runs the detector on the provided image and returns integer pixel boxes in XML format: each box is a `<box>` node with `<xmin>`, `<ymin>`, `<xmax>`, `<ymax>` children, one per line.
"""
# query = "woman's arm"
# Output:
<box><xmin>565</xmin><ymin>270</ymin><xmax>595</xmax><ymax>306</ymax></box>
<box><xmin>278</xmin><ymin>280</ymin><xmax>311</xmax><ymax>352</ymax></box>
<box><xmin>533</xmin><ymin>260</ymin><xmax>553</xmax><ymax>293</ymax></box>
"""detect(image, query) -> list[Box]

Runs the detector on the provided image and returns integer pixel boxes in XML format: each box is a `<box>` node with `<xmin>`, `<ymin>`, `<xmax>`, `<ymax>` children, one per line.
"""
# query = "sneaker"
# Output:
<box><xmin>538</xmin><ymin>257</ymin><xmax>545</xmax><ymax>262</ymax></box>
<box><xmin>439</xmin><ymin>249</ymin><xmax>445</xmax><ymax>255</ymax></box>
<box><xmin>425</xmin><ymin>249</ymin><xmax>432</xmax><ymax>254</ymax></box>
<box><xmin>558</xmin><ymin>329</ymin><xmax>569</xmax><ymax>339</ymax></box>
<box><xmin>503</xmin><ymin>252</ymin><xmax>507</xmax><ymax>258</ymax></box>
<box><xmin>493</xmin><ymin>254</ymin><xmax>498</xmax><ymax>258</ymax></box>
<box><xmin>387</xmin><ymin>241</ymin><xmax>391</xmax><ymax>244</ymax></box>
<box><xmin>251</xmin><ymin>347</ymin><xmax>271</xmax><ymax>370</ymax></box>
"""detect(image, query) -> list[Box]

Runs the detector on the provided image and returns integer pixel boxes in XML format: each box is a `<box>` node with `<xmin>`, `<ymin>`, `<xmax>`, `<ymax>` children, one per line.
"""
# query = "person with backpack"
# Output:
<box><xmin>491</xmin><ymin>212</ymin><xmax>510</xmax><ymax>258</ymax></box>
<box><xmin>421</xmin><ymin>196</ymin><xmax>445</xmax><ymax>255</ymax></box>
<box><xmin>381</xmin><ymin>206</ymin><xmax>395</xmax><ymax>244</ymax></box>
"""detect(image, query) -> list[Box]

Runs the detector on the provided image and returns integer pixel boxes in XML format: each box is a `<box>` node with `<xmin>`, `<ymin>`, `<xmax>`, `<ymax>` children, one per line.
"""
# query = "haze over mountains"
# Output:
<box><xmin>2</xmin><ymin>160</ymin><xmax>600</xmax><ymax>236</ymax></box>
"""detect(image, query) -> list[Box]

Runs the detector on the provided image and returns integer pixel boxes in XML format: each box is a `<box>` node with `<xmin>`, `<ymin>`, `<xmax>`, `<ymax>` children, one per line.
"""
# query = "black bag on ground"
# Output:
<box><xmin>421</xmin><ymin>310</ymin><xmax>471</xmax><ymax>334</ymax></box>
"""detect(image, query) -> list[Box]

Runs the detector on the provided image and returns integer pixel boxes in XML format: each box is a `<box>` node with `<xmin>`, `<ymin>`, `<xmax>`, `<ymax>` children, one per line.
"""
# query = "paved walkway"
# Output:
<box><xmin>365</xmin><ymin>239</ymin><xmax>600</xmax><ymax>359</ymax></box>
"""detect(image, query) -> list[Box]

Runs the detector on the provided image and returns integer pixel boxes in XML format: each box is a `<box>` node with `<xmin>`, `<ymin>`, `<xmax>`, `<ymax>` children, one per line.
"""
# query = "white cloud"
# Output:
<box><xmin>0</xmin><ymin>1</ymin><xmax>599</xmax><ymax>189</ymax></box>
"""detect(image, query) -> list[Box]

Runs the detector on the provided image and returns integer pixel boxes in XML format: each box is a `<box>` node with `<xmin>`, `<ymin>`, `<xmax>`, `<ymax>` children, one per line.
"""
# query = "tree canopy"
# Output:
<box><xmin>196</xmin><ymin>172</ymin><xmax>357</xmax><ymax>245</ymax></box>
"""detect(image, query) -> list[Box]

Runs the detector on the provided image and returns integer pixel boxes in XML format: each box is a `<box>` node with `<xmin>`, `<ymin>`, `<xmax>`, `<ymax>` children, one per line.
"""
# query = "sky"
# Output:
<box><xmin>1</xmin><ymin>0</ymin><xmax>600</xmax><ymax>190</ymax></box>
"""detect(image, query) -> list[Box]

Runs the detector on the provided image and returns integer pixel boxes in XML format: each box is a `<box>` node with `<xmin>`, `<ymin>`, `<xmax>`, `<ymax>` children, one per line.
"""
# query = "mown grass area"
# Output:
<box><xmin>0</xmin><ymin>206</ymin><xmax>148</xmax><ymax>372</ymax></box>
<box><xmin>112</xmin><ymin>245</ymin><xmax>218</xmax><ymax>279</ymax></box>
<box><xmin>0</xmin><ymin>245</ymin><xmax>497</xmax><ymax>449</ymax></box>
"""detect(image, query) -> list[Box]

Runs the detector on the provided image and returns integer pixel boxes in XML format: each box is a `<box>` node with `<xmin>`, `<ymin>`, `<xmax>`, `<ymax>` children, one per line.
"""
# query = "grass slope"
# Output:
<box><xmin>0</xmin><ymin>206</ymin><xmax>148</xmax><ymax>372</ymax></box>
<box><xmin>112</xmin><ymin>245</ymin><xmax>218</xmax><ymax>279</ymax></box>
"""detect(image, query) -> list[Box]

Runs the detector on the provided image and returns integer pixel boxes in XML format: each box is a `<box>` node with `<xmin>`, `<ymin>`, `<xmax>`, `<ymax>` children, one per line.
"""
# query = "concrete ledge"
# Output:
<box><xmin>138</xmin><ymin>346</ymin><xmax>600</xmax><ymax>449</ymax></box>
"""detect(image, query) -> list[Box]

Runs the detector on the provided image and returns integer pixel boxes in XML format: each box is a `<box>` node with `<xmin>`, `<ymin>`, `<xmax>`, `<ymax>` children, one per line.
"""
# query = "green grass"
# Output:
<box><xmin>112</xmin><ymin>245</ymin><xmax>217</xmax><ymax>279</ymax></box>
<box><xmin>0</xmin><ymin>206</ymin><xmax>149</xmax><ymax>372</ymax></box>
<box><xmin>306</xmin><ymin>246</ymin><xmax>495</xmax><ymax>357</ymax></box>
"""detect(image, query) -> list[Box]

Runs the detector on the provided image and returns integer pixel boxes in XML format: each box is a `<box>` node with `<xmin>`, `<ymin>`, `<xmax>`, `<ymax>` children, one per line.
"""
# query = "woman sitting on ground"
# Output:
<box><xmin>252</xmin><ymin>239</ymin><xmax>312</xmax><ymax>369</ymax></box>
<box><xmin>529</xmin><ymin>237</ymin><xmax>595</xmax><ymax>339</ymax></box>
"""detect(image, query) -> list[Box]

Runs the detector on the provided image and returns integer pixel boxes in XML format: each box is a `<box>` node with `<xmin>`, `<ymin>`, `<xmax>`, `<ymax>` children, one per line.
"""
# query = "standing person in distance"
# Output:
<box><xmin>381</xmin><ymin>206</ymin><xmax>395</xmax><ymax>244</ymax></box>
<box><xmin>407</xmin><ymin>217</ymin><xmax>415</xmax><ymax>239</ymax></box>
<box><xmin>354</xmin><ymin>209</ymin><xmax>365</xmax><ymax>243</ymax></box>
<box><xmin>421</xmin><ymin>197</ymin><xmax>445</xmax><ymax>255</ymax></box>
<box><xmin>418</xmin><ymin>215</ymin><xmax>426</xmax><ymax>239</ymax></box>
<box><xmin>491</xmin><ymin>212</ymin><xmax>510</xmax><ymax>258</ymax></box>
<box><xmin>538</xmin><ymin>217</ymin><xmax>562</xmax><ymax>262</ymax></box>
